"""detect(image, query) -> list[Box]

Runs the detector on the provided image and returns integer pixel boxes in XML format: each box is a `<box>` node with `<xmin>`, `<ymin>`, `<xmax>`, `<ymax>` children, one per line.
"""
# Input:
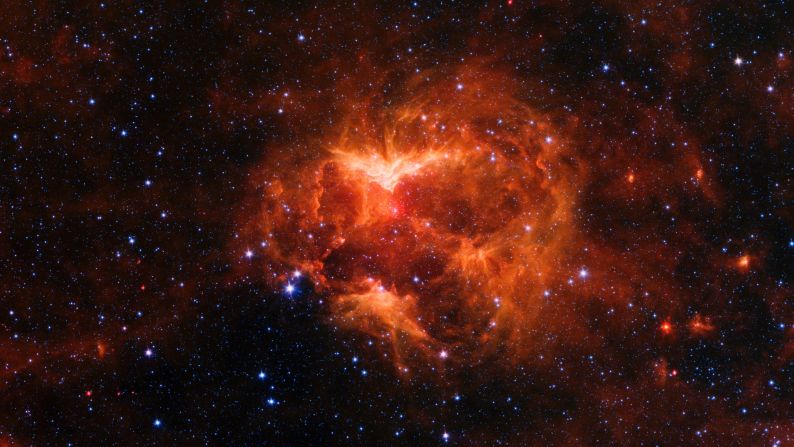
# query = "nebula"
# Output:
<box><xmin>245</xmin><ymin>66</ymin><xmax>592</xmax><ymax>368</ymax></box>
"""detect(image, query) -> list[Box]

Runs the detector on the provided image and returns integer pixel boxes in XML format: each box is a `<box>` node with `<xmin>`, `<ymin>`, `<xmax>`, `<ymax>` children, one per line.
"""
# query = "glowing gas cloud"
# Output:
<box><xmin>247</xmin><ymin>67</ymin><xmax>588</xmax><ymax>367</ymax></box>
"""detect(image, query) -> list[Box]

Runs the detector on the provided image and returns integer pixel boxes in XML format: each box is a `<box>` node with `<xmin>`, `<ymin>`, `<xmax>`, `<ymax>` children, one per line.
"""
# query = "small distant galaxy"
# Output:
<box><xmin>1</xmin><ymin>1</ymin><xmax>792</xmax><ymax>445</ymax></box>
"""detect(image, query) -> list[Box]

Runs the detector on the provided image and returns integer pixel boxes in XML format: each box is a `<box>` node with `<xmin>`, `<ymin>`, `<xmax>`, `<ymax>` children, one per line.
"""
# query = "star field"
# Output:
<box><xmin>1</xmin><ymin>1</ymin><xmax>792</xmax><ymax>445</ymax></box>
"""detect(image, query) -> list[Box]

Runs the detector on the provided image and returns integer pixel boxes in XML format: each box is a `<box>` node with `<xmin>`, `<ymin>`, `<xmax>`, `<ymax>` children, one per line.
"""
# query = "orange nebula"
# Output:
<box><xmin>688</xmin><ymin>314</ymin><xmax>715</xmax><ymax>336</ymax></box>
<box><xmin>695</xmin><ymin>168</ymin><xmax>704</xmax><ymax>180</ymax></box>
<box><xmin>247</xmin><ymin>66</ymin><xmax>584</xmax><ymax>366</ymax></box>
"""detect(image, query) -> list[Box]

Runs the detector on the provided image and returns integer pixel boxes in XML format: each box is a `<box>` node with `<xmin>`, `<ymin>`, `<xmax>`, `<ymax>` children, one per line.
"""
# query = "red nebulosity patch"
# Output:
<box><xmin>241</xmin><ymin>65</ymin><xmax>587</xmax><ymax>367</ymax></box>
<box><xmin>11</xmin><ymin>57</ymin><xmax>36</xmax><ymax>85</ymax></box>
<box><xmin>688</xmin><ymin>314</ymin><xmax>715</xmax><ymax>336</ymax></box>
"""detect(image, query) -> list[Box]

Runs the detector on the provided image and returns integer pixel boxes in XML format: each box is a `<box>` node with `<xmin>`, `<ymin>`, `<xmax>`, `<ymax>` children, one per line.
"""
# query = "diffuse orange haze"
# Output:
<box><xmin>250</xmin><ymin>67</ymin><xmax>585</xmax><ymax>366</ymax></box>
